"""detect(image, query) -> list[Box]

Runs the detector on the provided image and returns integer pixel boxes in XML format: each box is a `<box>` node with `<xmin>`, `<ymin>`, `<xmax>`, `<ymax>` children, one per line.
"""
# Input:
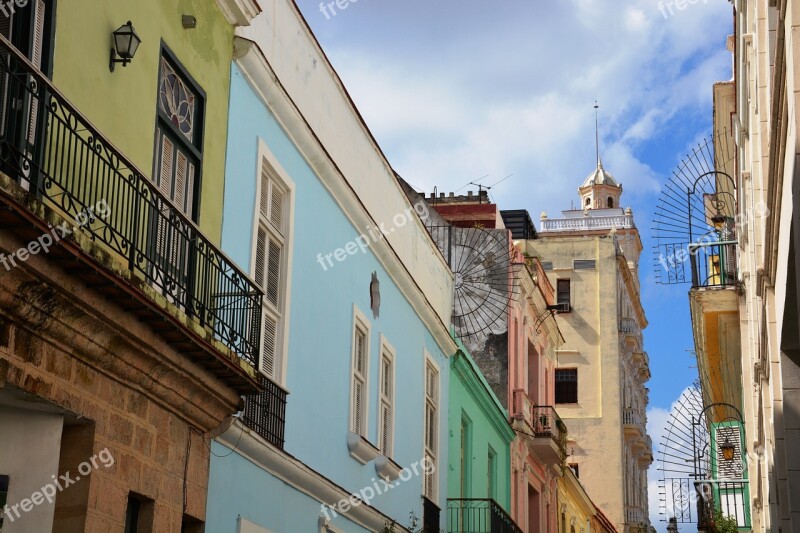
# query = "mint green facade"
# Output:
<box><xmin>448</xmin><ymin>345</ymin><xmax>515</xmax><ymax>511</ymax></box>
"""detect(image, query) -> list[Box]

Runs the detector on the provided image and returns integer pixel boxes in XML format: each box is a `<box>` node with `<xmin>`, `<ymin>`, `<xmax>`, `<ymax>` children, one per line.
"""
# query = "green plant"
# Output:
<box><xmin>383</xmin><ymin>511</ymin><xmax>421</xmax><ymax>533</ymax></box>
<box><xmin>709</xmin><ymin>508</ymin><xmax>739</xmax><ymax>533</ymax></box>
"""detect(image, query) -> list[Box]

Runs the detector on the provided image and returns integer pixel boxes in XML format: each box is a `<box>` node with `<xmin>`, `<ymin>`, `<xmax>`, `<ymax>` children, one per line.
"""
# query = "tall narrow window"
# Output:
<box><xmin>349</xmin><ymin>309</ymin><xmax>370</xmax><ymax>437</ymax></box>
<box><xmin>154</xmin><ymin>53</ymin><xmax>203</xmax><ymax>217</ymax></box>
<box><xmin>460</xmin><ymin>415</ymin><xmax>471</xmax><ymax>498</ymax></box>
<box><xmin>557</xmin><ymin>279</ymin><xmax>571</xmax><ymax>310</ymax></box>
<box><xmin>253</xmin><ymin>158</ymin><xmax>290</xmax><ymax>382</ymax></box>
<box><xmin>0</xmin><ymin>0</ymin><xmax>53</xmax><ymax>186</ymax></box>
<box><xmin>424</xmin><ymin>359</ymin><xmax>439</xmax><ymax>502</ymax></box>
<box><xmin>555</xmin><ymin>369</ymin><xmax>578</xmax><ymax>404</ymax></box>
<box><xmin>152</xmin><ymin>49</ymin><xmax>204</xmax><ymax>301</ymax></box>
<box><xmin>377</xmin><ymin>342</ymin><xmax>394</xmax><ymax>456</ymax></box>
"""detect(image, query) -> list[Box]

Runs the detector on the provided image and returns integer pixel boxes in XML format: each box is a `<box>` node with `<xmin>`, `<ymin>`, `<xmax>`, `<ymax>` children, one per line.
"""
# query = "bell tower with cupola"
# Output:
<box><xmin>579</xmin><ymin>156</ymin><xmax>623</xmax><ymax>210</ymax></box>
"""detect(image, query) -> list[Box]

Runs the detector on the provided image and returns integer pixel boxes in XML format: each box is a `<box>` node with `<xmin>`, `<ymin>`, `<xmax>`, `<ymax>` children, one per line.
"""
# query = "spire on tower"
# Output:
<box><xmin>594</xmin><ymin>101</ymin><xmax>602</xmax><ymax>168</ymax></box>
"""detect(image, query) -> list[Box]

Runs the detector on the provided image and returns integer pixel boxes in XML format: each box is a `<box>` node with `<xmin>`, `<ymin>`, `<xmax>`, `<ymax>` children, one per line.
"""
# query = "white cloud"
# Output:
<box><xmin>310</xmin><ymin>0</ymin><xmax>732</xmax><ymax>219</ymax></box>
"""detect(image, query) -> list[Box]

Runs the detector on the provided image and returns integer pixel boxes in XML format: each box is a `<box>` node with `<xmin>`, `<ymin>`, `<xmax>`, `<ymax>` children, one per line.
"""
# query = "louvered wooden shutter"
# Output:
<box><xmin>261</xmin><ymin>314</ymin><xmax>277</xmax><ymax>378</ymax></box>
<box><xmin>26</xmin><ymin>0</ymin><xmax>45</xmax><ymax>147</ymax></box>
<box><xmin>260</xmin><ymin>164</ymin><xmax>270</xmax><ymax>219</ymax></box>
<box><xmin>380</xmin><ymin>403</ymin><xmax>391</xmax><ymax>455</ymax></box>
<box><xmin>270</xmin><ymin>185</ymin><xmax>284</xmax><ymax>232</ymax></box>
<box><xmin>174</xmin><ymin>152</ymin><xmax>188</xmax><ymax>214</ymax></box>
<box><xmin>352</xmin><ymin>379</ymin><xmax>364</xmax><ymax>436</ymax></box>
<box><xmin>155</xmin><ymin>134</ymin><xmax>174</xmax><ymax>265</ymax></box>
<box><xmin>266</xmin><ymin>238</ymin><xmax>281</xmax><ymax>306</ymax></box>
<box><xmin>351</xmin><ymin>327</ymin><xmax>366</xmax><ymax>436</ymax></box>
<box><xmin>254</xmin><ymin>227</ymin><xmax>267</xmax><ymax>288</ymax></box>
<box><xmin>424</xmin><ymin>452</ymin><xmax>435</xmax><ymax>499</ymax></box>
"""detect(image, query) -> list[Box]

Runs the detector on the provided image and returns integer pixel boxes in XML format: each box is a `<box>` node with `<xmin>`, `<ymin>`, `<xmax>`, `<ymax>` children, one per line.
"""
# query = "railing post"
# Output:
<box><xmin>129</xmin><ymin>177</ymin><xmax>141</xmax><ymax>272</ymax></box>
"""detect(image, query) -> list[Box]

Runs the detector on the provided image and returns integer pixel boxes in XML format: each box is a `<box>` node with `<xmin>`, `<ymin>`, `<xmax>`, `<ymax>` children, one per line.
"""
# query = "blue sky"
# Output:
<box><xmin>296</xmin><ymin>0</ymin><xmax>733</xmax><ymax>527</ymax></box>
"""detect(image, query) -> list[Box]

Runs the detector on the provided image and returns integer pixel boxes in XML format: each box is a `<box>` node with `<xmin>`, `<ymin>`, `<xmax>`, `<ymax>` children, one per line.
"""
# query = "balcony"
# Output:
<box><xmin>655</xmin><ymin>241</ymin><xmax>738</xmax><ymax>289</ymax></box>
<box><xmin>619</xmin><ymin>317</ymin><xmax>640</xmax><ymax>337</ymax></box>
<box><xmin>241</xmin><ymin>375</ymin><xmax>287</xmax><ymax>449</ymax></box>
<box><xmin>511</xmin><ymin>389</ymin><xmax>534</xmax><ymax>430</ymax></box>
<box><xmin>623</xmin><ymin>408</ymin><xmax>645</xmax><ymax>440</ymax></box>
<box><xmin>689</xmin><ymin>241</ymin><xmax>738</xmax><ymax>289</ymax></box>
<box><xmin>447</xmin><ymin>499</ymin><xmax>522</xmax><ymax>533</ymax></box>
<box><xmin>0</xmin><ymin>35</ymin><xmax>262</xmax><ymax>391</ymax></box>
<box><xmin>529</xmin><ymin>406</ymin><xmax>567</xmax><ymax>464</ymax></box>
<box><xmin>624</xmin><ymin>505</ymin><xmax>644</xmax><ymax>526</ymax></box>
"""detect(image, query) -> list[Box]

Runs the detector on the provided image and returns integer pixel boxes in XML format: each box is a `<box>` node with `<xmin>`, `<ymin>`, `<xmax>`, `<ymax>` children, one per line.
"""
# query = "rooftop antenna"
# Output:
<box><xmin>455</xmin><ymin>174</ymin><xmax>489</xmax><ymax>193</ymax></box>
<box><xmin>469</xmin><ymin>174</ymin><xmax>513</xmax><ymax>204</ymax></box>
<box><xmin>594</xmin><ymin>100</ymin><xmax>602</xmax><ymax>168</ymax></box>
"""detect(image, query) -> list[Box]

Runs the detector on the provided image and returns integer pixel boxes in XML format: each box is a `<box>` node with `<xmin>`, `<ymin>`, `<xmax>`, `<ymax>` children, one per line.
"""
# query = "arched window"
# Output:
<box><xmin>607</xmin><ymin>197</ymin><xmax>614</xmax><ymax>208</ymax></box>
<box><xmin>585</xmin><ymin>197</ymin><xmax>591</xmax><ymax>207</ymax></box>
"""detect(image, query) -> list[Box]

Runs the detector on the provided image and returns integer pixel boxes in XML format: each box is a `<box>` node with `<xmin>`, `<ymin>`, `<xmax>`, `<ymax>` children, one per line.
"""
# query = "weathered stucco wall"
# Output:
<box><xmin>51</xmin><ymin>0</ymin><xmax>234</xmax><ymax>241</ymax></box>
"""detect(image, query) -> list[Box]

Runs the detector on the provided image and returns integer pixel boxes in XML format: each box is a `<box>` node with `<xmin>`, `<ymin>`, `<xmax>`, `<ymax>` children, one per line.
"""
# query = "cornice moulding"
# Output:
<box><xmin>216</xmin><ymin>0</ymin><xmax>261</xmax><ymax>26</ymax></box>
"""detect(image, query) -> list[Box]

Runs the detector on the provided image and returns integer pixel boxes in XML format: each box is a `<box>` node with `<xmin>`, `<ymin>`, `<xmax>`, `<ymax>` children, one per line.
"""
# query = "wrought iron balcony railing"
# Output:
<box><xmin>447</xmin><ymin>499</ymin><xmax>522</xmax><ymax>533</ymax></box>
<box><xmin>0</xmin><ymin>35</ymin><xmax>262</xmax><ymax>366</ymax></box>
<box><xmin>654</xmin><ymin>241</ymin><xmax>738</xmax><ymax>289</ymax></box>
<box><xmin>531</xmin><ymin>406</ymin><xmax>567</xmax><ymax>454</ymax></box>
<box><xmin>241</xmin><ymin>375</ymin><xmax>287</xmax><ymax>449</ymax></box>
<box><xmin>689</xmin><ymin>241</ymin><xmax>737</xmax><ymax>288</ymax></box>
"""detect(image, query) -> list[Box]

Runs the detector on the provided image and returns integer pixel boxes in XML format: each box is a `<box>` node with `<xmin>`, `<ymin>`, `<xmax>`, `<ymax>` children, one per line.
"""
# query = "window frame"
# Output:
<box><xmin>556</xmin><ymin>279</ymin><xmax>571</xmax><ymax>311</ymax></box>
<box><xmin>377</xmin><ymin>334</ymin><xmax>396</xmax><ymax>457</ymax></box>
<box><xmin>487</xmin><ymin>446</ymin><xmax>497</xmax><ymax>500</ymax></box>
<box><xmin>423</xmin><ymin>351</ymin><xmax>440</xmax><ymax>503</ymax></box>
<box><xmin>249</xmin><ymin>140</ymin><xmax>295</xmax><ymax>385</ymax></box>
<box><xmin>349</xmin><ymin>305</ymin><xmax>371</xmax><ymax>437</ymax></box>
<box><xmin>152</xmin><ymin>42</ymin><xmax>206</xmax><ymax>222</ymax></box>
<box><xmin>555</xmin><ymin>368</ymin><xmax>578</xmax><ymax>404</ymax></box>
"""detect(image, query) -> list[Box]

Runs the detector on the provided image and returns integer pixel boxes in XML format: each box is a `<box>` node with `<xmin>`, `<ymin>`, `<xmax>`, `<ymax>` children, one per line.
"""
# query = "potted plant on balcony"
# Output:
<box><xmin>707</xmin><ymin>508</ymin><xmax>739</xmax><ymax>533</ymax></box>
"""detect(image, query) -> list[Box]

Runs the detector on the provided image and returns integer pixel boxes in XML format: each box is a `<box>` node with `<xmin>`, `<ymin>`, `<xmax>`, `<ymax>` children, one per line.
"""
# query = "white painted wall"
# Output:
<box><xmin>0</xmin><ymin>407</ymin><xmax>63</xmax><ymax>533</ymax></box>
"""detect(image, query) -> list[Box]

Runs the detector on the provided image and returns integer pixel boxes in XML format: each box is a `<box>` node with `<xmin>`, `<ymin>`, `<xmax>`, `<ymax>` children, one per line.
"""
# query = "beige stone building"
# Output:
<box><xmin>689</xmin><ymin>0</ymin><xmax>800</xmax><ymax>530</ymax></box>
<box><xmin>518</xmin><ymin>160</ymin><xmax>653</xmax><ymax>532</ymax></box>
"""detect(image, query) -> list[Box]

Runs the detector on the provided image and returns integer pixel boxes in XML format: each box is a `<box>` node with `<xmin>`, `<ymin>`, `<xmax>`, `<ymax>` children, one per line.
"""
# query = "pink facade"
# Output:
<box><xmin>508</xmin><ymin>249</ymin><xmax>563</xmax><ymax>532</ymax></box>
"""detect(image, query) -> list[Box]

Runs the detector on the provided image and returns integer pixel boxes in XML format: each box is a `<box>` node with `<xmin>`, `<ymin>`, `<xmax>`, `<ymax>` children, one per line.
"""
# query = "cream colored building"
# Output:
<box><xmin>519</xmin><ymin>161</ymin><xmax>653</xmax><ymax>532</ymax></box>
<box><xmin>693</xmin><ymin>0</ymin><xmax>800</xmax><ymax>530</ymax></box>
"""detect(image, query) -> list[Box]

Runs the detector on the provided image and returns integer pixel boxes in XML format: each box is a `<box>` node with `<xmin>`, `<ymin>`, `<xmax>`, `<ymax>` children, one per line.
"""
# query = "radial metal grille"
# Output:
<box><xmin>652</xmin><ymin>131</ymin><xmax>737</xmax><ymax>285</ymax></box>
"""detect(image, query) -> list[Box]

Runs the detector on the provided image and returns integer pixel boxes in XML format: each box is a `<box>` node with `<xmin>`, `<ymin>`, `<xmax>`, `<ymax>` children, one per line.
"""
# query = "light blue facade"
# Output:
<box><xmin>206</xmin><ymin>62</ymin><xmax>451</xmax><ymax>532</ymax></box>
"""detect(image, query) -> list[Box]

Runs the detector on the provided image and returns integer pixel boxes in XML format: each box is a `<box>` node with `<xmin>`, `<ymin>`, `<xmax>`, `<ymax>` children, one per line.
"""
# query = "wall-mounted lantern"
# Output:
<box><xmin>109</xmin><ymin>21</ymin><xmax>141</xmax><ymax>72</ymax></box>
<box><xmin>720</xmin><ymin>436</ymin><xmax>736</xmax><ymax>461</ymax></box>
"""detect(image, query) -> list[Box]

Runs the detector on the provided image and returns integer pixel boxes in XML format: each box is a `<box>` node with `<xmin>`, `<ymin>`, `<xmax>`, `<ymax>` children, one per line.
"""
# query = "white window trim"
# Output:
<box><xmin>249</xmin><ymin>139</ymin><xmax>295</xmax><ymax>385</ymax></box>
<box><xmin>377</xmin><ymin>334</ymin><xmax>396</xmax><ymax>458</ymax></box>
<box><xmin>349</xmin><ymin>305</ymin><xmax>371</xmax><ymax>437</ymax></box>
<box><xmin>423</xmin><ymin>349</ymin><xmax>440</xmax><ymax>503</ymax></box>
